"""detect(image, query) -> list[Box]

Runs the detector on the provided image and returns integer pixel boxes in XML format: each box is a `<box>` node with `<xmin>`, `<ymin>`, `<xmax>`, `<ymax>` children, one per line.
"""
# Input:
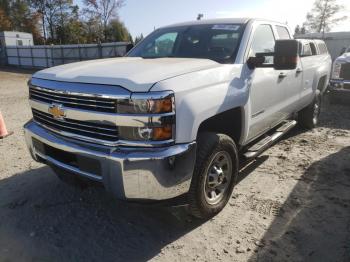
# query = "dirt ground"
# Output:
<box><xmin>0</xmin><ymin>67</ymin><xmax>349</xmax><ymax>262</ymax></box>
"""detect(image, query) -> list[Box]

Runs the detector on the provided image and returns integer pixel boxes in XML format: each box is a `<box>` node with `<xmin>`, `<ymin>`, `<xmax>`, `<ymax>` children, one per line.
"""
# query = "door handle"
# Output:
<box><xmin>278</xmin><ymin>72</ymin><xmax>287</xmax><ymax>78</ymax></box>
<box><xmin>296</xmin><ymin>68</ymin><xmax>303</xmax><ymax>74</ymax></box>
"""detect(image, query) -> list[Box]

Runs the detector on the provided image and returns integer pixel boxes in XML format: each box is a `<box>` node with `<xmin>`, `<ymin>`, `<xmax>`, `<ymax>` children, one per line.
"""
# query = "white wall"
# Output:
<box><xmin>2</xmin><ymin>31</ymin><xmax>34</xmax><ymax>46</ymax></box>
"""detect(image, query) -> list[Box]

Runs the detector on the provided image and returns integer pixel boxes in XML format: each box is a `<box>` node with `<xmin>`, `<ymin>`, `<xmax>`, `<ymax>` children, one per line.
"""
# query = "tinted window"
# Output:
<box><xmin>128</xmin><ymin>24</ymin><xmax>244</xmax><ymax>64</ymax></box>
<box><xmin>142</xmin><ymin>32</ymin><xmax>178</xmax><ymax>58</ymax></box>
<box><xmin>317</xmin><ymin>43</ymin><xmax>328</xmax><ymax>54</ymax></box>
<box><xmin>250</xmin><ymin>25</ymin><xmax>275</xmax><ymax>63</ymax></box>
<box><xmin>309</xmin><ymin>42</ymin><xmax>317</xmax><ymax>55</ymax></box>
<box><xmin>276</xmin><ymin>26</ymin><xmax>291</xmax><ymax>39</ymax></box>
<box><xmin>301</xmin><ymin>44</ymin><xmax>312</xmax><ymax>56</ymax></box>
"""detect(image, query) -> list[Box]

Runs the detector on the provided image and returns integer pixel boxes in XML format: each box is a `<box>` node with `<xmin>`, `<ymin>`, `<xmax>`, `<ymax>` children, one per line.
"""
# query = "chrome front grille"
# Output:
<box><xmin>29</xmin><ymin>85</ymin><xmax>117</xmax><ymax>113</ymax></box>
<box><xmin>32</xmin><ymin>109</ymin><xmax>119</xmax><ymax>142</ymax></box>
<box><xmin>340</xmin><ymin>63</ymin><xmax>350</xmax><ymax>80</ymax></box>
<box><xmin>29</xmin><ymin>78</ymin><xmax>175</xmax><ymax>147</ymax></box>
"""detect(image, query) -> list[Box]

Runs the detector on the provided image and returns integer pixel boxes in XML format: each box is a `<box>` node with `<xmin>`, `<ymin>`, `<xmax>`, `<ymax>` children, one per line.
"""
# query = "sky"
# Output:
<box><xmin>77</xmin><ymin>0</ymin><xmax>350</xmax><ymax>38</ymax></box>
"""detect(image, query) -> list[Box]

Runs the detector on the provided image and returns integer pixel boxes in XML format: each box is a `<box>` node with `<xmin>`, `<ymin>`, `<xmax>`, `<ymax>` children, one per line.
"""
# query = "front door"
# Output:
<box><xmin>246</xmin><ymin>24</ymin><xmax>284</xmax><ymax>141</ymax></box>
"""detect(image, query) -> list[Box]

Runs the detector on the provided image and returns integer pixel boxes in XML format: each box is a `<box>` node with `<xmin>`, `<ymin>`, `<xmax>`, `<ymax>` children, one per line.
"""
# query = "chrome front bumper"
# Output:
<box><xmin>24</xmin><ymin>121</ymin><xmax>196</xmax><ymax>201</ymax></box>
<box><xmin>329</xmin><ymin>79</ymin><xmax>350</xmax><ymax>92</ymax></box>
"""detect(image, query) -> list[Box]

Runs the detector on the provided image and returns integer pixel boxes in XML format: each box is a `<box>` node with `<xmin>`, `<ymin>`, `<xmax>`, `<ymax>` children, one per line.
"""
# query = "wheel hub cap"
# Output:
<box><xmin>204</xmin><ymin>151</ymin><xmax>233</xmax><ymax>205</ymax></box>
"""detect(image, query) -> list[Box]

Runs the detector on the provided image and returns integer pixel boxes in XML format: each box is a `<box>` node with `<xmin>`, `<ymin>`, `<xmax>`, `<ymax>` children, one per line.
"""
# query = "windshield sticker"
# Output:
<box><xmin>212</xmin><ymin>25</ymin><xmax>240</xmax><ymax>31</ymax></box>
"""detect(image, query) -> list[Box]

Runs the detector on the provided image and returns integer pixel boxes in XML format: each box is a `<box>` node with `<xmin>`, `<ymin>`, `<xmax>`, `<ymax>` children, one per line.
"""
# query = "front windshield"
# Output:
<box><xmin>128</xmin><ymin>24</ymin><xmax>244</xmax><ymax>64</ymax></box>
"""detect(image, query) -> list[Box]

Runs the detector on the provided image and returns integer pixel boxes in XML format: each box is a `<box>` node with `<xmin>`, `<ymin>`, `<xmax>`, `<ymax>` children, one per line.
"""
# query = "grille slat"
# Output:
<box><xmin>30</xmin><ymin>88</ymin><xmax>116</xmax><ymax>105</ymax></box>
<box><xmin>32</xmin><ymin>109</ymin><xmax>119</xmax><ymax>142</ymax></box>
<box><xmin>29</xmin><ymin>86</ymin><xmax>117</xmax><ymax>113</ymax></box>
<box><xmin>340</xmin><ymin>63</ymin><xmax>350</xmax><ymax>80</ymax></box>
<box><xmin>33</xmin><ymin>110</ymin><xmax>117</xmax><ymax>132</ymax></box>
<box><xmin>30</xmin><ymin>93</ymin><xmax>116</xmax><ymax>110</ymax></box>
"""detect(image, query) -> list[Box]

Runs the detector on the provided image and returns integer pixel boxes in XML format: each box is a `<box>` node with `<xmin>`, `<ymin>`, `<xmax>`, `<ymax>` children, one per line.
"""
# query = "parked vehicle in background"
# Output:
<box><xmin>328</xmin><ymin>46</ymin><xmax>350</xmax><ymax>104</ymax></box>
<box><xmin>24</xmin><ymin>18</ymin><xmax>332</xmax><ymax>218</ymax></box>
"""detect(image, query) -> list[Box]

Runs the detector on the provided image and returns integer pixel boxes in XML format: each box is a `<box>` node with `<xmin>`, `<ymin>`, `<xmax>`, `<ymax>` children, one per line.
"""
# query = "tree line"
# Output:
<box><xmin>0</xmin><ymin>0</ymin><xmax>143</xmax><ymax>45</ymax></box>
<box><xmin>294</xmin><ymin>0</ymin><xmax>347</xmax><ymax>36</ymax></box>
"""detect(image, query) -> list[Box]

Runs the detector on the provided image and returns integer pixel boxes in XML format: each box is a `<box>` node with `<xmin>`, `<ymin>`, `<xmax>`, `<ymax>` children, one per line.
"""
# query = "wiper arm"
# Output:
<box><xmin>141</xmin><ymin>55</ymin><xmax>175</xmax><ymax>59</ymax></box>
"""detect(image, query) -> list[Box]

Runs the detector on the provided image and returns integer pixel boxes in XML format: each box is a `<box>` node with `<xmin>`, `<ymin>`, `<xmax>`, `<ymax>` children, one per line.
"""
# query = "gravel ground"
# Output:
<box><xmin>0</xmin><ymin>67</ymin><xmax>349</xmax><ymax>262</ymax></box>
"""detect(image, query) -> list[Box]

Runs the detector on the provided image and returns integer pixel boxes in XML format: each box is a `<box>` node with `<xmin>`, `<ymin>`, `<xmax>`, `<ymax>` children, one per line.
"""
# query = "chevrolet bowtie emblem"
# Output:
<box><xmin>48</xmin><ymin>104</ymin><xmax>66</xmax><ymax>120</ymax></box>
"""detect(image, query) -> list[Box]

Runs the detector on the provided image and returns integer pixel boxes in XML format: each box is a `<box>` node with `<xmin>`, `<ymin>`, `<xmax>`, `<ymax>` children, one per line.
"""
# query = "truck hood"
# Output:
<box><xmin>33</xmin><ymin>57</ymin><xmax>220</xmax><ymax>92</ymax></box>
<box><xmin>335</xmin><ymin>52</ymin><xmax>350</xmax><ymax>63</ymax></box>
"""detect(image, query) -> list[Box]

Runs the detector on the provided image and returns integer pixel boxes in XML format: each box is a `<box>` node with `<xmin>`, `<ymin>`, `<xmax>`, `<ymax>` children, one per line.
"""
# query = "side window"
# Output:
<box><xmin>322</xmin><ymin>43</ymin><xmax>328</xmax><ymax>54</ymax></box>
<box><xmin>16</xmin><ymin>40</ymin><xmax>23</xmax><ymax>46</ymax></box>
<box><xmin>142</xmin><ymin>32</ymin><xmax>178</xmax><ymax>57</ymax></box>
<box><xmin>276</xmin><ymin>26</ymin><xmax>291</xmax><ymax>39</ymax></box>
<box><xmin>309</xmin><ymin>42</ymin><xmax>317</xmax><ymax>55</ymax></box>
<box><xmin>301</xmin><ymin>44</ymin><xmax>312</xmax><ymax>56</ymax></box>
<box><xmin>250</xmin><ymin>24</ymin><xmax>275</xmax><ymax>63</ymax></box>
<box><xmin>317</xmin><ymin>43</ymin><xmax>328</xmax><ymax>54</ymax></box>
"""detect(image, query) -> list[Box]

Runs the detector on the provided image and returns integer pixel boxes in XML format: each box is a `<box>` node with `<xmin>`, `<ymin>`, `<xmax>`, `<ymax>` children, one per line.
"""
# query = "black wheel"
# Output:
<box><xmin>298</xmin><ymin>91</ymin><xmax>321</xmax><ymax>129</ymax></box>
<box><xmin>188</xmin><ymin>132</ymin><xmax>239</xmax><ymax>219</ymax></box>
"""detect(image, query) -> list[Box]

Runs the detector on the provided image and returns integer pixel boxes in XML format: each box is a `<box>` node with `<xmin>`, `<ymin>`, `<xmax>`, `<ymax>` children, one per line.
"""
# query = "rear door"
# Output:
<box><xmin>272</xmin><ymin>25</ymin><xmax>303</xmax><ymax>119</ymax></box>
<box><xmin>298</xmin><ymin>42</ymin><xmax>318</xmax><ymax>107</ymax></box>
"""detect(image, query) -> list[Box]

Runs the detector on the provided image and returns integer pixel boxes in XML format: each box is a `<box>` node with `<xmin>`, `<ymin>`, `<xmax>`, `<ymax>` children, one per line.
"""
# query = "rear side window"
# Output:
<box><xmin>301</xmin><ymin>43</ymin><xmax>312</xmax><ymax>56</ymax></box>
<box><xmin>317</xmin><ymin>43</ymin><xmax>328</xmax><ymax>54</ymax></box>
<box><xmin>250</xmin><ymin>24</ymin><xmax>275</xmax><ymax>63</ymax></box>
<box><xmin>309</xmin><ymin>42</ymin><xmax>317</xmax><ymax>55</ymax></box>
<box><xmin>276</xmin><ymin>26</ymin><xmax>291</xmax><ymax>39</ymax></box>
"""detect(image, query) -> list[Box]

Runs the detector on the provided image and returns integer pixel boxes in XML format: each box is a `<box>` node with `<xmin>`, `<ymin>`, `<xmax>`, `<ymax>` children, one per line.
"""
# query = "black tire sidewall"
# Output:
<box><xmin>189</xmin><ymin>133</ymin><xmax>238</xmax><ymax>218</ymax></box>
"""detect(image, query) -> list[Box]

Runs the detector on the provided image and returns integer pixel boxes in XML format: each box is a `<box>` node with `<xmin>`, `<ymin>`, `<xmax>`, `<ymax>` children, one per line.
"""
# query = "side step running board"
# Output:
<box><xmin>243</xmin><ymin>120</ymin><xmax>297</xmax><ymax>159</ymax></box>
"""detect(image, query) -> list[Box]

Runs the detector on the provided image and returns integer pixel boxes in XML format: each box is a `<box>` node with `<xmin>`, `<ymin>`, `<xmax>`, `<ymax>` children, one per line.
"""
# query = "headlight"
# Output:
<box><xmin>332</xmin><ymin>62</ymin><xmax>342</xmax><ymax>79</ymax></box>
<box><xmin>117</xmin><ymin>94</ymin><xmax>173</xmax><ymax>114</ymax></box>
<box><xmin>117</xmin><ymin>91</ymin><xmax>175</xmax><ymax>143</ymax></box>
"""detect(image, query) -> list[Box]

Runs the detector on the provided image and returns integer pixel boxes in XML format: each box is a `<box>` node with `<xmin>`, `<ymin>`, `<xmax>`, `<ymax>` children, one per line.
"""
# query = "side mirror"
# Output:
<box><xmin>247</xmin><ymin>56</ymin><xmax>265</xmax><ymax>70</ymax></box>
<box><xmin>126</xmin><ymin>43</ymin><xmax>134</xmax><ymax>53</ymax></box>
<box><xmin>274</xmin><ymin>39</ymin><xmax>299</xmax><ymax>70</ymax></box>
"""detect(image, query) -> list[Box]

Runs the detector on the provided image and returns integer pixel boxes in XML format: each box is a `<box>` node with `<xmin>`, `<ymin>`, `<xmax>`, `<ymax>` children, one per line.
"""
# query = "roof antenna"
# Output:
<box><xmin>197</xmin><ymin>14</ymin><xmax>204</xmax><ymax>20</ymax></box>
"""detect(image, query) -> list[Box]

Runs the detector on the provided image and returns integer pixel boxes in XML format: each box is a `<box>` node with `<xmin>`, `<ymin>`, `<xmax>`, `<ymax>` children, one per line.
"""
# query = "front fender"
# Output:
<box><xmin>151</xmin><ymin>65</ymin><xmax>250</xmax><ymax>144</ymax></box>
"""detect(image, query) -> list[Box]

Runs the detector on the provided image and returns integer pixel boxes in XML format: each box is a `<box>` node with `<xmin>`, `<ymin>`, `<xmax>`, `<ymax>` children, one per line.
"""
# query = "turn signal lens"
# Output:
<box><xmin>332</xmin><ymin>63</ymin><xmax>342</xmax><ymax>79</ymax></box>
<box><xmin>119</xmin><ymin>126</ymin><xmax>173</xmax><ymax>141</ymax></box>
<box><xmin>153</xmin><ymin>125</ymin><xmax>173</xmax><ymax>140</ymax></box>
<box><xmin>150</xmin><ymin>98</ymin><xmax>173</xmax><ymax>114</ymax></box>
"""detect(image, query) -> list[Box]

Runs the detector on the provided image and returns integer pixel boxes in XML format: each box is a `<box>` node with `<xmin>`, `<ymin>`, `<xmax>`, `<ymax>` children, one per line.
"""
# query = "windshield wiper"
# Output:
<box><xmin>141</xmin><ymin>55</ymin><xmax>175</xmax><ymax>59</ymax></box>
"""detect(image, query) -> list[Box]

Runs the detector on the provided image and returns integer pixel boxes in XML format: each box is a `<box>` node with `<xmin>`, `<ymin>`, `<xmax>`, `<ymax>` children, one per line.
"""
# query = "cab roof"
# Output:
<box><xmin>160</xmin><ymin>18</ymin><xmax>287</xmax><ymax>29</ymax></box>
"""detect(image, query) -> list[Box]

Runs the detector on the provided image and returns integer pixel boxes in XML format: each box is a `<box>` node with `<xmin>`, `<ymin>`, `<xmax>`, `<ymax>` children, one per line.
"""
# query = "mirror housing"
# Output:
<box><xmin>273</xmin><ymin>39</ymin><xmax>299</xmax><ymax>70</ymax></box>
<box><xmin>247</xmin><ymin>56</ymin><xmax>265</xmax><ymax>70</ymax></box>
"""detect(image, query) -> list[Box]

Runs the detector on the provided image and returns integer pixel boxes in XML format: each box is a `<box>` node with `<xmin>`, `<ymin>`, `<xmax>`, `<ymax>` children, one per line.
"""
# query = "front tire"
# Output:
<box><xmin>298</xmin><ymin>91</ymin><xmax>321</xmax><ymax>129</ymax></box>
<box><xmin>188</xmin><ymin>132</ymin><xmax>239</xmax><ymax>219</ymax></box>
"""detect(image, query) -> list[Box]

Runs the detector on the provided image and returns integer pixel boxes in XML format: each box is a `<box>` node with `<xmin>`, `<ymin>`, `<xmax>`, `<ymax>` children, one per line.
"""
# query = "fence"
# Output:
<box><xmin>3</xmin><ymin>42</ymin><xmax>129</xmax><ymax>68</ymax></box>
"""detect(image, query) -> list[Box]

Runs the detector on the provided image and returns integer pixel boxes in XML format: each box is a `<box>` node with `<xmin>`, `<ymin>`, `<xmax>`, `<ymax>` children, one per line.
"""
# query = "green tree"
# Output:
<box><xmin>134</xmin><ymin>33</ymin><xmax>143</xmax><ymax>44</ymax></box>
<box><xmin>0</xmin><ymin>0</ymin><xmax>41</xmax><ymax>43</ymax></box>
<box><xmin>106</xmin><ymin>19</ymin><xmax>131</xmax><ymax>42</ymax></box>
<box><xmin>0</xmin><ymin>8</ymin><xmax>11</xmax><ymax>30</ymax></box>
<box><xmin>30</xmin><ymin>0</ymin><xmax>73</xmax><ymax>43</ymax></box>
<box><xmin>83</xmin><ymin>0</ymin><xmax>125</xmax><ymax>41</ymax></box>
<box><xmin>304</xmin><ymin>0</ymin><xmax>347</xmax><ymax>34</ymax></box>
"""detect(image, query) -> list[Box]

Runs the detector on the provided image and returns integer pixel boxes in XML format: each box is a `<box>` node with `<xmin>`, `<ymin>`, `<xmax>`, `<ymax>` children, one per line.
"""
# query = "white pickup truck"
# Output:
<box><xmin>24</xmin><ymin>18</ymin><xmax>331</xmax><ymax>218</ymax></box>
